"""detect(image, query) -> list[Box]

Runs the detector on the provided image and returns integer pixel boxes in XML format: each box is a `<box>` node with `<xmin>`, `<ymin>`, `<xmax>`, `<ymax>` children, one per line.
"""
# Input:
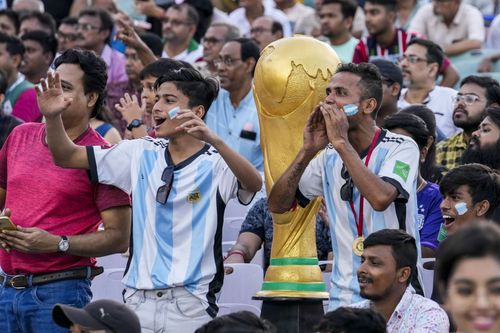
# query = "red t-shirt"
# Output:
<box><xmin>0</xmin><ymin>123</ymin><xmax>130</xmax><ymax>275</ymax></box>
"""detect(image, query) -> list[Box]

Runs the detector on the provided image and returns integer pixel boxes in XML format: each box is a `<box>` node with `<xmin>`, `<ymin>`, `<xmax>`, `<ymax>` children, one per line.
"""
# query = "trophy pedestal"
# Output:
<box><xmin>254</xmin><ymin>296</ymin><xmax>327</xmax><ymax>333</ymax></box>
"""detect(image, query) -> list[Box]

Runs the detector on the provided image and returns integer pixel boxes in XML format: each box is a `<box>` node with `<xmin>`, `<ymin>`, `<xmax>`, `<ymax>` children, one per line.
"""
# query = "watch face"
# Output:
<box><xmin>59</xmin><ymin>239</ymin><xmax>69</xmax><ymax>252</ymax></box>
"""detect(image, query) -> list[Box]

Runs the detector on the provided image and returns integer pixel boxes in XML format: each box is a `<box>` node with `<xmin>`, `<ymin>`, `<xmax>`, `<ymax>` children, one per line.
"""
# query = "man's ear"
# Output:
<box><xmin>244</xmin><ymin>57</ymin><xmax>256</xmax><ymax>75</ymax></box>
<box><xmin>87</xmin><ymin>91</ymin><xmax>98</xmax><ymax>110</ymax></box>
<box><xmin>428</xmin><ymin>63</ymin><xmax>439</xmax><ymax>80</ymax></box>
<box><xmin>390</xmin><ymin>82</ymin><xmax>401</xmax><ymax>98</ymax></box>
<box><xmin>474</xmin><ymin>200</ymin><xmax>490</xmax><ymax>217</ymax></box>
<box><xmin>11</xmin><ymin>53</ymin><xmax>22</xmax><ymax>69</ymax></box>
<box><xmin>397</xmin><ymin>266</ymin><xmax>412</xmax><ymax>284</ymax></box>
<box><xmin>99</xmin><ymin>29</ymin><xmax>111</xmax><ymax>43</ymax></box>
<box><xmin>361</xmin><ymin>98</ymin><xmax>378</xmax><ymax>115</ymax></box>
<box><xmin>193</xmin><ymin>104</ymin><xmax>205</xmax><ymax>119</ymax></box>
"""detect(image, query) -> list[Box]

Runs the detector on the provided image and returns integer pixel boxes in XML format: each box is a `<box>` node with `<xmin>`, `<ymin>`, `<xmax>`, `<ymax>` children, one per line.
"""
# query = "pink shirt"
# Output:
<box><xmin>12</xmin><ymin>89</ymin><xmax>41</xmax><ymax>122</ymax></box>
<box><xmin>0</xmin><ymin>123</ymin><xmax>130</xmax><ymax>275</ymax></box>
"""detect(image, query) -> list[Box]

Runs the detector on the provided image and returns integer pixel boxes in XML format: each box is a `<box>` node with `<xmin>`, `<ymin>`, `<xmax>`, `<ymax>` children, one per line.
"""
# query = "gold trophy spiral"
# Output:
<box><xmin>253</xmin><ymin>36</ymin><xmax>340</xmax><ymax>298</ymax></box>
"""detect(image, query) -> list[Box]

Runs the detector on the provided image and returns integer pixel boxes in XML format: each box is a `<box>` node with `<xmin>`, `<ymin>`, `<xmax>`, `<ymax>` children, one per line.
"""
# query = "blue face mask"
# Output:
<box><xmin>342</xmin><ymin>104</ymin><xmax>359</xmax><ymax>117</ymax></box>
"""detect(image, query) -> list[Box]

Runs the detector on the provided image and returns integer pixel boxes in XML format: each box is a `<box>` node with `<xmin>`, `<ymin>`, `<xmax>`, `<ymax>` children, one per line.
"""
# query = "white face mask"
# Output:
<box><xmin>343</xmin><ymin>104</ymin><xmax>359</xmax><ymax>117</ymax></box>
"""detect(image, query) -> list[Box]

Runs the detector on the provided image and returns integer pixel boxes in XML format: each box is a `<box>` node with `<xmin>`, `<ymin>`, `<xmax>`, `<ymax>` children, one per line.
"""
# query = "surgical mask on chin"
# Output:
<box><xmin>342</xmin><ymin>104</ymin><xmax>359</xmax><ymax>117</ymax></box>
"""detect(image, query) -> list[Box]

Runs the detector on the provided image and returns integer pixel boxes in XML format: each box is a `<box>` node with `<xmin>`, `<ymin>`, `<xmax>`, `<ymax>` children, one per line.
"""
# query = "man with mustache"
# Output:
<box><xmin>437</xmin><ymin>76</ymin><xmax>500</xmax><ymax>171</ymax></box>
<box><xmin>352</xmin><ymin>229</ymin><xmax>448</xmax><ymax>333</ymax></box>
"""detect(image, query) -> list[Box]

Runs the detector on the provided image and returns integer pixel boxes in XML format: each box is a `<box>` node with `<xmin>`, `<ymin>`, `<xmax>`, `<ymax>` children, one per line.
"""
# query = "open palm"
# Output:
<box><xmin>303</xmin><ymin>107</ymin><xmax>329</xmax><ymax>154</ymax></box>
<box><xmin>35</xmin><ymin>72</ymin><xmax>72</xmax><ymax>118</ymax></box>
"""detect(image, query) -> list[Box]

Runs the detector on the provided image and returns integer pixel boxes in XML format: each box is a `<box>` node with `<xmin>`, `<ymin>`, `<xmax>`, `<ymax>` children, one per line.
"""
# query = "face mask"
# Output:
<box><xmin>342</xmin><ymin>104</ymin><xmax>359</xmax><ymax>117</ymax></box>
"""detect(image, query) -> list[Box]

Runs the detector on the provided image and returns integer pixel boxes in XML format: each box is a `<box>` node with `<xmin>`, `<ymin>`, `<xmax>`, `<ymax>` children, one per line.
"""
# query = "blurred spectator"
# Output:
<box><xmin>18</xmin><ymin>11</ymin><xmax>56</xmax><ymax>36</ymax></box>
<box><xmin>351</xmin><ymin>229</ymin><xmax>449</xmax><ymax>332</ymax></box>
<box><xmin>162</xmin><ymin>3</ymin><xmax>203</xmax><ymax>64</ymax></box>
<box><xmin>224</xmin><ymin>198</ymin><xmax>332</xmax><ymax>271</ymax></box>
<box><xmin>250</xmin><ymin>16</ymin><xmax>283</xmax><ymax>52</ymax></box>
<box><xmin>195</xmin><ymin>311</ymin><xmax>276</xmax><ymax>333</ymax></box>
<box><xmin>395</xmin><ymin>0</ymin><xmax>424</xmax><ymax>30</ymax></box>
<box><xmin>408</xmin><ymin>0</ymin><xmax>484</xmax><ymax>56</ymax></box>
<box><xmin>56</xmin><ymin>17</ymin><xmax>78</xmax><ymax>55</ymax></box>
<box><xmin>353</xmin><ymin>0</ymin><xmax>459</xmax><ymax>88</ymax></box>
<box><xmin>397</xmin><ymin>38</ymin><xmax>459</xmax><ymax>139</ymax></box>
<box><xmin>12</xmin><ymin>0</ymin><xmax>44</xmax><ymax>14</ymax></box>
<box><xmin>20</xmin><ymin>30</ymin><xmax>57</xmax><ymax>84</ymax></box>
<box><xmin>53</xmin><ymin>299</ymin><xmax>141</xmax><ymax>333</ymax></box>
<box><xmin>90</xmin><ymin>106</ymin><xmax>122</xmax><ymax>144</ymax></box>
<box><xmin>275</xmin><ymin>0</ymin><xmax>316</xmax><ymax>31</ymax></box>
<box><xmin>0</xmin><ymin>69</ymin><xmax>22</xmax><ymax>148</ymax></box>
<box><xmin>435</xmin><ymin>223</ymin><xmax>500</xmax><ymax>333</ymax></box>
<box><xmin>319</xmin><ymin>0</ymin><xmax>359</xmax><ymax>63</ymax></box>
<box><xmin>463</xmin><ymin>107</ymin><xmax>500</xmax><ymax>171</ymax></box>
<box><xmin>437</xmin><ymin>76</ymin><xmax>500</xmax><ymax>171</ymax></box>
<box><xmin>383</xmin><ymin>112</ymin><xmax>444</xmax><ymax>257</ymax></box>
<box><xmin>463</xmin><ymin>0</ymin><xmax>494</xmax><ymax>15</ymax></box>
<box><xmin>77</xmin><ymin>8</ymin><xmax>129</xmax><ymax>134</ymax></box>
<box><xmin>196</xmin><ymin>22</ymin><xmax>240</xmax><ymax>77</ymax></box>
<box><xmin>370</xmin><ymin>58</ymin><xmax>403</xmax><ymax>126</ymax></box>
<box><xmin>206</xmin><ymin>38</ymin><xmax>264</xmax><ymax>171</ymax></box>
<box><xmin>486</xmin><ymin>15</ymin><xmax>500</xmax><ymax>49</ymax></box>
<box><xmin>439</xmin><ymin>164</ymin><xmax>500</xmax><ymax>235</ymax></box>
<box><xmin>316</xmin><ymin>307</ymin><xmax>386</xmax><ymax>333</ymax></box>
<box><xmin>0</xmin><ymin>9</ymin><xmax>19</xmax><ymax>36</ymax></box>
<box><xmin>0</xmin><ymin>32</ymin><xmax>41</xmax><ymax>122</ymax></box>
<box><xmin>229</xmin><ymin>0</ymin><xmax>292</xmax><ymax>38</ymax></box>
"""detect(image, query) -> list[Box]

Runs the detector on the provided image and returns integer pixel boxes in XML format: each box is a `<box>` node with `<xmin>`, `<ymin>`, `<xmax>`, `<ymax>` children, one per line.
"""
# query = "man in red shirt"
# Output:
<box><xmin>352</xmin><ymin>0</ymin><xmax>459</xmax><ymax>88</ymax></box>
<box><xmin>0</xmin><ymin>49</ymin><xmax>131</xmax><ymax>333</ymax></box>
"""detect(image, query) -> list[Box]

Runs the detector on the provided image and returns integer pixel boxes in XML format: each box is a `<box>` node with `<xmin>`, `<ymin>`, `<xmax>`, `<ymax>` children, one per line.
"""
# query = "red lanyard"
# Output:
<box><xmin>348</xmin><ymin>128</ymin><xmax>381</xmax><ymax>238</ymax></box>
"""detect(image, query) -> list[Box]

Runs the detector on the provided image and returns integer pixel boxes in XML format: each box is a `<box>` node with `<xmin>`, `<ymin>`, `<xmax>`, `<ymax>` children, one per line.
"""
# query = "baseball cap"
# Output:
<box><xmin>370</xmin><ymin>58</ymin><xmax>403</xmax><ymax>87</ymax></box>
<box><xmin>52</xmin><ymin>299</ymin><xmax>141</xmax><ymax>333</ymax></box>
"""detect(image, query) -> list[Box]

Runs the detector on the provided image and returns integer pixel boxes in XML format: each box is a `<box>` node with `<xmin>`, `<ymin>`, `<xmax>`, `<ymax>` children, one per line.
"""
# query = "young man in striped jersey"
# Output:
<box><xmin>38</xmin><ymin>67</ymin><xmax>262</xmax><ymax>333</ymax></box>
<box><xmin>269</xmin><ymin>62</ymin><xmax>422</xmax><ymax>310</ymax></box>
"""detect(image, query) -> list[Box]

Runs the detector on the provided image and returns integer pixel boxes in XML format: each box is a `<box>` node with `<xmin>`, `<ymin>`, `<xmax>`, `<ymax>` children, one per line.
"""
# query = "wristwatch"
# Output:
<box><xmin>58</xmin><ymin>236</ymin><xmax>70</xmax><ymax>252</ymax></box>
<box><xmin>127</xmin><ymin>119</ymin><xmax>143</xmax><ymax>131</ymax></box>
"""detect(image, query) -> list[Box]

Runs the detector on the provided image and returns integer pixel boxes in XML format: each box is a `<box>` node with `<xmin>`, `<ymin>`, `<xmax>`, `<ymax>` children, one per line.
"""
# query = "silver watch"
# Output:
<box><xmin>58</xmin><ymin>236</ymin><xmax>69</xmax><ymax>252</ymax></box>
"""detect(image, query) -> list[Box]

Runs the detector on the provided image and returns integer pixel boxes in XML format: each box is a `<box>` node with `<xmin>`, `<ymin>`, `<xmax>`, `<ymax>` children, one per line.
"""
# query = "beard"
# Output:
<box><xmin>462</xmin><ymin>138</ymin><xmax>500</xmax><ymax>170</ymax></box>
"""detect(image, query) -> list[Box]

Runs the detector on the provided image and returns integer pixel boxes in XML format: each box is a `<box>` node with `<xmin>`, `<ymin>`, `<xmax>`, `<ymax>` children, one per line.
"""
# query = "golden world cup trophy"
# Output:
<box><xmin>253</xmin><ymin>36</ymin><xmax>340</xmax><ymax>332</ymax></box>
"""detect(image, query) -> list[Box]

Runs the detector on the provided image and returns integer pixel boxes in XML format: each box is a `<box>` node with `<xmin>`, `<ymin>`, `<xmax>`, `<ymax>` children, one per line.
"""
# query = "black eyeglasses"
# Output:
<box><xmin>340</xmin><ymin>165</ymin><xmax>354</xmax><ymax>202</ymax></box>
<box><xmin>156</xmin><ymin>166</ymin><xmax>174</xmax><ymax>204</ymax></box>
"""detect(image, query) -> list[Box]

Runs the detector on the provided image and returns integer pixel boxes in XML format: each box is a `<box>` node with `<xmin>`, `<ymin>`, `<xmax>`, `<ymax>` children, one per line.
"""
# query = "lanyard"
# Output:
<box><xmin>348</xmin><ymin>128</ymin><xmax>381</xmax><ymax>238</ymax></box>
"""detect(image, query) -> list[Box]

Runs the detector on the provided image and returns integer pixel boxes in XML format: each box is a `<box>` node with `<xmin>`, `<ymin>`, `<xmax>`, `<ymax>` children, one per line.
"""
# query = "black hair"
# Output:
<box><xmin>0</xmin><ymin>9</ymin><xmax>20</xmax><ymax>35</ymax></box>
<box><xmin>228</xmin><ymin>37</ymin><xmax>260</xmax><ymax>76</ymax></box>
<box><xmin>439</xmin><ymin>164</ymin><xmax>500</xmax><ymax>219</ymax></box>
<box><xmin>209</xmin><ymin>22</ymin><xmax>240</xmax><ymax>41</ymax></box>
<box><xmin>322</xmin><ymin>0</ymin><xmax>358</xmax><ymax>18</ymax></box>
<box><xmin>315</xmin><ymin>307</ymin><xmax>387</xmax><ymax>333</ymax></box>
<box><xmin>271</xmin><ymin>20</ymin><xmax>283</xmax><ymax>35</ymax></box>
<box><xmin>60</xmin><ymin>16</ymin><xmax>78</xmax><ymax>26</ymax></box>
<box><xmin>139</xmin><ymin>58</ymin><xmax>192</xmax><ymax>81</ymax></box>
<box><xmin>154</xmin><ymin>67</ymin><xmax>219</xmax><ymax>118</ymax></box>
<box><xmin>399</xmin><ymin>105</ymin><xmax>438</xmax><ymax>182</ymax></box>
<box><xmin>407</xmin><ymin>38</ymin><xmax>444</xmax><ymax>69</ymax></box>
<box><xmin>365</xmin><ymin>0</ymin><xmax>398</xmax><ymax>12</ymax></box>
<box><xmin>460</xmin><ymin>75</ymin><xmax>500</xmax><ymax>106</ymax></box>
<box><xmin>138</xmin><ymin>32</ymin><xmax>164</xmax><ymax>58</ymax></box>
<box><xmin>0</xmin><ymin>31</ymin><xmax>25</xmax><ymax>56</ymax></box>
<box><xmin>170</xmin><ymin>3</ymin><xmax>199</xmax><ymax>26</ymax></box>
<box><xmin>435</xmin><ymin>223</ymin><xmax>500</xmax><ymax>297</ymax></box>
<box><xmin>54</xmin><ymin>49</ymin><xmax>107</xmax><ymax>118</ymax></box>
<box><xmin>21</xmin><ymin>30</ymin><xmax>57</xmax><ymax>59</ymax></box>
<box><xmin>383</xmin><ymin>112</ymin><xmax>430</xmax><ymax>150</ymax></box>
<box><xmin>364</xmin><ymin>229</ymin><xmax>418</xmax><ymax>286</ymax></box>
<box><xmin>194</xmin><ymin>311</ymin><xmax>276</xmax><ymax>333</ymax></box>
<box><xmin>0</xmin><ymin>68</ymin><xmax>8</xmax><ymax>94</ymax></box>
<box><xmin>335</xmin><ymin>62</ymin><xmax>383</xmax><ymax>117</ymax></box>
<box><xmin>19</xmin><ymin>11</ymin><xmax>56</xmax><ymax>35</ymax></box>
<box><xmin>78</xmin><ymin>8</ymin><xmax>114</xmax><ymax>44</ymax></box>
<box><xmin>485</xmin><ymin>106</ymin><xmax>500</xmax><ymax>128</ymax></box>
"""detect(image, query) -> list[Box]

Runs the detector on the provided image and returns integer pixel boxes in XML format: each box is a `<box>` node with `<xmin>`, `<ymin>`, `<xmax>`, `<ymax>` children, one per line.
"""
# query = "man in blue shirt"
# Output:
<box><xmin>205</xmin><ymin>38</ymin><xmax>263</xmax><ymax>171</ymax></box>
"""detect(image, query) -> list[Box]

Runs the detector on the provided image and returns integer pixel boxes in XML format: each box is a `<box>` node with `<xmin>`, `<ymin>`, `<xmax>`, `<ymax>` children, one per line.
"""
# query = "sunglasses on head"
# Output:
<box><xmin>156</xmin><ymin>166</ymin><xmax>174</xmax><ymax>204</ymax></box>
<box><xmin>340</xmin><ymin>165</ymin><xmax>354</xmax><ymax>202</ymax></box>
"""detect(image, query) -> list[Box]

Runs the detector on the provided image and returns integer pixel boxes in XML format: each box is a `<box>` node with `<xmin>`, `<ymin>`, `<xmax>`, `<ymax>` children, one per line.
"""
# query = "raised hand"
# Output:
<box><xmin>115</xmin><ymin>93</ymin><xmax>145</xmax><ymax>124</ymax></box>
<box><xmin>319</xmin><ymin>102</ymin><xmax>349</xmax><ymax>150</ymax></box>
<box><xmin>35</xmin><ymin>72</ymin><xmax>72</xmax><ymax>119</ymax></box>
<box><xmin>176</xmin><ymin>109</ymin><xmax>218</xmax><ymax>144</ymax></box>
<box><xmin>303</xmin><ymin>106</ymin><xmax>329</xmax><ymax>154</ymax></box>
<box><xmin>115</xmin><ymin>17</ymin><xmax>142</xmax><ymax>49</ymax></box>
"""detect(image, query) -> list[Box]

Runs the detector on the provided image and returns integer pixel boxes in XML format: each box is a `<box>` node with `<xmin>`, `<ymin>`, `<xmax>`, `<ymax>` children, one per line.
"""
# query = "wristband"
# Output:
<box><xmin>224</xmin><ymin>250</ymin><xmax>245</xmax><ymax>261</ymax></box>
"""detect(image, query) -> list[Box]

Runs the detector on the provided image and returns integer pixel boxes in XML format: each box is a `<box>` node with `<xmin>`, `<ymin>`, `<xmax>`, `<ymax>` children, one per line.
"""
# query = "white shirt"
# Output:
<box><xmin>229</xmin><ymin>4</ymin><xmax>292</xmax><ymax>37</ymax></box>
<box><xmin>281</xmin><ymin>2</ymin><xmax>315</xmax><ymax>31</ymax></box>
<box><xmin>297</xmin><ymin>129</ymin><xmax>423</xmax><ymax>309</ymax></box>
<box><xmin>398</xmin><ymin>86</ymin><xmax>459</xmax><ymax>139</ymax></box>
<box><xmin>408</xmin><ymin>3</ymin><xmax>485</xmax><ymax>50</ymax></box>
<box><xmin>88</xmin><ymin>139</ymin><xmax>255</xmax><ymax>315</ymax></box>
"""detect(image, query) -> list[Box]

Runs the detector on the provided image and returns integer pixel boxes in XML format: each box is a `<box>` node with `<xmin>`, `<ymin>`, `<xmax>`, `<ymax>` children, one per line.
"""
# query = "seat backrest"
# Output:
<box><xmin>91</xmin><ymin>268</ymin><xmax>125</xmax><ymax>302</ymax></box>
<box><xmin>217</xmin><ymin>303</ymin><xmax>261</xmax><ymax>317</ymax></box>
<box><xmin>421</xmin><ymin>258</ymin><xmax>435</xmax><ymax>298</ymax></box>
<box><xmin>219</xmin><ymin>263</ymin><xmax>263</xmax><ymax>309</ymax></box>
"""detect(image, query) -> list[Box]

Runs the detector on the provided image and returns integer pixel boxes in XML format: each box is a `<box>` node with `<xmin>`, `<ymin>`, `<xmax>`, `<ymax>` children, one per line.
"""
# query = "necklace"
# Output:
<box><xmin>417</xmin><ymin>179</ymin><xmax>427</xmax><ymax>192</ymax></box>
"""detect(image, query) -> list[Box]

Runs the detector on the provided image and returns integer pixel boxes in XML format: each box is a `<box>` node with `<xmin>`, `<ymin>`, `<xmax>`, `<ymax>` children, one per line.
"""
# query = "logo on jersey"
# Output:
<box><xmin>187</xmin><ymin>190</ymin><xmax>201</xmax><ymax>203</ymax></box>
<box><xmin>393</xmin><ymin>160</ymin><xmax>410</xmax><ymax>181</ymax></box>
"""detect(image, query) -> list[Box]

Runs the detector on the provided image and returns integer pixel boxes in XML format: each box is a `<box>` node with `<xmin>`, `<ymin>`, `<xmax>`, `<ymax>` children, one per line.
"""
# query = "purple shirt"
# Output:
<box><xmin>417</xmin><ymin>182</ymin><xmax>444</xmax><ymax>250</ymax></box>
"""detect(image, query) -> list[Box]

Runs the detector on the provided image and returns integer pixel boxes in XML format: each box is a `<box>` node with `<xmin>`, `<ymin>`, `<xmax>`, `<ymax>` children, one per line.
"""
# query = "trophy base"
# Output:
<box><xmin>253</xmin><ymin>295</ymin><xmax>327</xmax><ymax>333</ymax></box>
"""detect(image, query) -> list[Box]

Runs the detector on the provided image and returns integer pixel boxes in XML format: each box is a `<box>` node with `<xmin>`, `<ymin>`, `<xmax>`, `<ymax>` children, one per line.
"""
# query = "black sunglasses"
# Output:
<box><xmin>340</xmin><ymin>165</ymin><xmax>354</xmax><ymax>202</ymax></box>
<box><xmin>156</xmin><ymin>166</ymin><xmax>174</xmax><ymax>204</ymax></box>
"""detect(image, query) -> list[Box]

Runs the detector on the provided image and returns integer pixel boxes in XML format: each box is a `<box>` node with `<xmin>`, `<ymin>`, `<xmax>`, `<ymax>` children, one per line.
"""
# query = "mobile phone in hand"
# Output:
<box><xmin>0</xmin><ymin>216</ymin><xmax>16</xmax><ymax>231</ymax></box>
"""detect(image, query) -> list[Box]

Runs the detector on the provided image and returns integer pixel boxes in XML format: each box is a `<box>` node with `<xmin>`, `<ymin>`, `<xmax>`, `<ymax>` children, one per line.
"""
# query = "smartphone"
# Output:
<box><xmin>0</xmin><ymin>216</ymin><xmax>16</xmax><ymax>231</ymax></box>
